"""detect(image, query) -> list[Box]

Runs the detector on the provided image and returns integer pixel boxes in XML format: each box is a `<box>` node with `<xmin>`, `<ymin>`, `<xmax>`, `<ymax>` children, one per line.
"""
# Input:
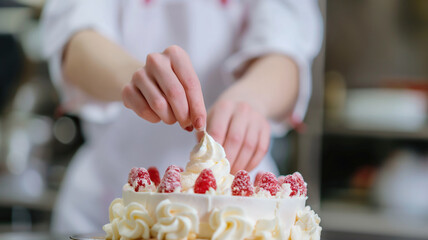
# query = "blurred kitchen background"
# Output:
<box><xmin>1</xmin><ymin>0</ymin><xmax>428</xmax><ymax>239</ymax></box>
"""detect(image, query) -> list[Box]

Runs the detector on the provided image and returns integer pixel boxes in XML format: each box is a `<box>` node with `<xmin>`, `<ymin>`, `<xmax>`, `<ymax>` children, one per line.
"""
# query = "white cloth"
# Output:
<box><xmin>42</xmin><ymin>0</ymin><xmax>323</xmax><ymax>234</ymax></box>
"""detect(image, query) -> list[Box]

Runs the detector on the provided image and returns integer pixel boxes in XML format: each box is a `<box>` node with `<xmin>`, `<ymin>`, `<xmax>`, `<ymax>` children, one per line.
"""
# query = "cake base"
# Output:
<box><xmin>103</xmin><ymin>184</ymin><xmax>321</xmax><ymax>240</ymax></box>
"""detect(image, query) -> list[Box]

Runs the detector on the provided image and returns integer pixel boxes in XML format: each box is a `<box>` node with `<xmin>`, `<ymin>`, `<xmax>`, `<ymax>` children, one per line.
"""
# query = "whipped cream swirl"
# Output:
<box><xmin>118</xmin><ymin>202</ymin><xmax>154</xmax><ymax>239</ymax></box>
<box><xmin>103</xmin><ymin>198</ymin><xmax>124</xmax><ymax>240</ymax></box>
<box><xmin>151</xmin><ymin>199</ymin><xmax>199</xmax><ymax>240</ymax></box>
<box><xmin>181</xmin><ymin>131</ymin><xmax>234</xmax><ymax>192</ymax></box>
<box><xmin>253</xmin><ymin>217</ymin><xmax>286</xmax><ymax>240</ymax></box>
<box><xmin>290</xmin><ymin>206</ymin><xmax>322</xmax><ymax>240</ymax></box>
<box><xmin>209</xmin><ymin>207</ymin><xmax>253</xmax><ymax>240</ymax></box>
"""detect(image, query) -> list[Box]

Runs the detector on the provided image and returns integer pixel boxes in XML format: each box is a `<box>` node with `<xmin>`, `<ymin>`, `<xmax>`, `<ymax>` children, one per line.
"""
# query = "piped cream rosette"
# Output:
<box><xmin>180</xmin><ymin>132</ymin><xmax>234</xmax><ymax>194</ymax></box>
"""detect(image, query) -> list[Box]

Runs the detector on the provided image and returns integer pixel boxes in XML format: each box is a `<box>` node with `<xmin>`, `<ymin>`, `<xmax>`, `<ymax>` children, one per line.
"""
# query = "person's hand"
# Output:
<box><xmin>122</xmin><ymin>45</ymin><xmax>206</xmax><ymax>131</ymax></box>
<box><xmin>206</xmin><ymin>99</ymin><xmax>271</xmax><ymax>174</ymax></box>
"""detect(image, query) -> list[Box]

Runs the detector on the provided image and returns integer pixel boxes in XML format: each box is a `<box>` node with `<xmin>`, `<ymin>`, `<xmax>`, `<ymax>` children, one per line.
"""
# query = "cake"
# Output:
<box><xmin>103</xmin><ymin>132</ymin><xmax>321</xmax><ymax>240</ymax></box>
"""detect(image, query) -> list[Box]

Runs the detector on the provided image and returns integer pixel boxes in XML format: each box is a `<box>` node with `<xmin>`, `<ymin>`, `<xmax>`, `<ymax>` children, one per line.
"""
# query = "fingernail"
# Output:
<box><xmin>195</xmin><ymin>117</ymin><xmax>204</xmax><ymax>130</ymax></box>
<box><xmin>185</xmin><ymin>126</ymin><xmax>194</xmax><ymax>132</ymax></box>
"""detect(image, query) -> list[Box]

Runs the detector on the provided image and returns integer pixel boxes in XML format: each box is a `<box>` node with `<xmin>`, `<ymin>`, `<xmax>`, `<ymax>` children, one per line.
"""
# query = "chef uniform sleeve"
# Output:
<box><xmin>224</xmin><ymin>0</ymin><xmax>323</xmax><ymax>136</ymax></box>
<box><xmin>41</xmin><ymin>0</ymin><xmax>122</xmax><ymax>123</ymax></box>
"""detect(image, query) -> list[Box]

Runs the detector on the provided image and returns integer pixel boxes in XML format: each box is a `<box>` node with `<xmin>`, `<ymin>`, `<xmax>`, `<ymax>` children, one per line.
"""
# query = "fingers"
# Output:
<box><xmin>245</xmin><ymin>120</ymin><xmax>270</xmax><ymax>172</ymax></box>
<box><xmin>207</xmin><ymin>100</ymin><xmax>270</xmax><ymax>174</ymax></box>
<box><xmin>164</xmin><ymin>45</ymin><xmax>206</xmax><ymax>130</ymax></box>
<box><xmin>223</xmin><ymin>103</ymin><xmax>251</xmax><ymax>170</ymax></box>
<box><xmin>206</xmin><ymin>101</ymin><xmax>235</xmax><ymax>145</ymax></box>
<box><xmin>145</xmin><ymin>52</ymin><xmax>191</xmax><ymax>129</ymax></box>
<box><xmin>124</xmin><ymin>45</ymin><xmax>206</xmax><ymax>130</ymax></box>
<box><xmin>122</xmin><ymin>84</ymin><xmax>161</xmax><ymax>123</ymax></box>
<box><xmin>196</xmin><ymin>130</ymin><xmax>205</xmax><ymax>142</ymax></box>
<box><xmin>231</xmin><ymin>114</ymin><xmax>259</xmax><ymax>174</ymax></box>
<box><xmin>132</xmin><ymin>69</ymin><xmax>177</xmax><ymax>125</ymax></box>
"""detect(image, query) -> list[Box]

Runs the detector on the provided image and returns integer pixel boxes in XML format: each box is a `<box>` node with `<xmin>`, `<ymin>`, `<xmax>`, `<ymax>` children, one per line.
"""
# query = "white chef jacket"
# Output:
<box><xmin>42</xmin><ymin>0</ymin><xmax>322</xmax><ymax>234</ymax></box>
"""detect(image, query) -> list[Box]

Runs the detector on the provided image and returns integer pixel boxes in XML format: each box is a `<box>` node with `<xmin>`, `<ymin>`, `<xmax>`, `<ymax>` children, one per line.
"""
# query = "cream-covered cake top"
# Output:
<box><xmin>126</xmin><ymin>131</ymin><xmax>308</xmax><ymax>198</ymax></box>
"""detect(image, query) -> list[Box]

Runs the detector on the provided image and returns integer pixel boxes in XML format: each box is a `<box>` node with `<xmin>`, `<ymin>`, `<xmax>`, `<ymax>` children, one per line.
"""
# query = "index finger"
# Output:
<box><xmin>163</xmin><ymin>45</ymin><xmax>206</xmax><ymax>131</ymax></box>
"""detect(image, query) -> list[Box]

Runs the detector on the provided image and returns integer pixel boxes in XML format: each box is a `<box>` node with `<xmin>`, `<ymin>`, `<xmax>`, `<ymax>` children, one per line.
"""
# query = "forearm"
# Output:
<box><xmin>63</xmin><ymin>30</ymin><xmax>142</xmax><ymax>101</ymax></box>
<box><xmin>220</xmin><ymin>54</ymin><xmax>299</xmax><ymax>120</ymax></box>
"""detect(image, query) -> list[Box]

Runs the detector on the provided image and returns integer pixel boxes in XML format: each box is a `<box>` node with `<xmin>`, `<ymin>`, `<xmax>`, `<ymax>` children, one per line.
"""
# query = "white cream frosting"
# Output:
<box><xmin>118</xmin><ymin>202</ymin><xmax>154</xmax><ymax>239</ymax></box>
<box><xmin>105</xmin><ymin>184</ymin><xmax>317</xmax><ymax>240</ymax></box>
<box><xmin>181</xmin><ymin>132</ymin><xmax>234</xmax><ymax>193</ymax></box>
<box><xmin>151</xmin><ymin>199</ymin><xmax>199</xmax><ymax>240</ymax></box>
<box><xmin>103</xmin><ymin>198</ymin><xmax>124</xmax><ymax>240</ymax></box>
<box><xmin>290</xmin><ymin>206</ymin><xmax>322</xmax><ymax>240</ymax></box>
<box><xmin>278</xmin><ymin>183</ymin><xmax>293</xmax><ymax>198</ymax></box>
<box><xmin>254</xmin><ymin>188</ymin><xmax>274</xmax><ymax>198</ymax></box>
<box><xmin>254</xmin><ymin>183</ymin><xmax>293</xmax><ymax>199</ymax></box>
<box><xmin>253</xmin><ymin>217</ymin><xmax>287</xmax><ymax>240</ymax></box>
<box><xmin>209</xmin><ymin>207</ymin><xmax>254</xmax><ymax>240</ymax></box>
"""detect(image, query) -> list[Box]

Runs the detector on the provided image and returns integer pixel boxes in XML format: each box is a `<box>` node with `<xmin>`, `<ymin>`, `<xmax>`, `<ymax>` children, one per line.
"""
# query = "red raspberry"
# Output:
<box><xmin>293</xmin><ymin>172</ymin><xmax>307</xmax><ymax>196</ymax></box>
<box><xmin>128</xmin><ymin>167</ymin><xmax>138</xmax><ymax>185</ymax></box>
<box><xmin>131</xmin><ymin>168</ymin><xmax>153</xmax><ymax>192</ymax></box>
<box><xmin>231</xmin><ymin>170</ymin><xmax>254</xmax><ymax>197</ymax></box>
<box><xmin>279</xmin><ymin>175</ymin><xmax>295</xmax><ymax>196</ymax></box>
<box><xmin>148</xmin><ymin>167</ymin><xmax>161</xmax><ymax>187</ymax></box>
<box><xmin>280</xmin><ymin>172</ymin><xmax>307</xmax><ymax>197</ymax></box>
<box><xmin>256</xmin><ymin>172</ymin><xmax>280</xmax><ymax>196</ymax></box>
<box><xmin>134</xmin><ymin>177</ymin><xmax>153</xmax><ymax>192</ymax></box>
<box><xmin>128</xmin><ymin>167</ymin><xmax>151</xmax><ymax>186</ymax></box>
<box><xmin>194</xmin><ymin>169</ymin><xmax>217</xmax><ymax>194</ymax></box>
<box><xmin>158</xmin><ymin>168</ymin><xmax>181</xmax><ymax>193</ymax></box>
<box><xmin>254</xmin><ymin>171</ymin><xmax>264</xmax><ymax>187</ymax></box>
<box><xmin>166</xmin><ymin>165</ymin><xmax>182</xmax><ymax>173</ymax></box>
